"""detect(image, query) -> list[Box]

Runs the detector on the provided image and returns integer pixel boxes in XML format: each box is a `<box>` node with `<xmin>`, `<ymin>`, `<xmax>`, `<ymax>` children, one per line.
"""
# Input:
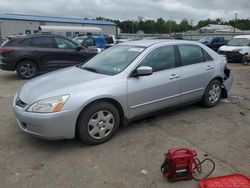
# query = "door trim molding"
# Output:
<box><xmin>130</xmin><ymin>87</ymin><xmax>204</xmax><ymax>109</ymax></box>
<box><xmin>130</xmin><ymin>93</ymin><xmax>181</xmax><ymax>109</ymax></box>
<box><xmin>181</xmin><ymin>87</ymin><xmax>204</xmax><ymax>95</ymax></box>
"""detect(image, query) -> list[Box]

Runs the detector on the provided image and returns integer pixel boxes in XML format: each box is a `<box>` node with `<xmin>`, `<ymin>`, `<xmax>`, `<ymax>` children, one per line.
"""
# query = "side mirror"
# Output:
<box><xmin>76</xmin><ymin>46</ymin><xmax>83</xmax><ymax>51</ymax></box>
<box><xmin>135</xmin><ymin>66</ymin><xmax>153</xmax><ymax>76</ymax></box>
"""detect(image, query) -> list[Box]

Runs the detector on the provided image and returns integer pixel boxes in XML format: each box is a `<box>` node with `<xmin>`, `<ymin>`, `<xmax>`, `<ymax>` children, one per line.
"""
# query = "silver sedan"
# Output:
<box><xmin>13</xmin><ymin>40</ymin><xmax>233</xmax><ymax>145</ymax></box>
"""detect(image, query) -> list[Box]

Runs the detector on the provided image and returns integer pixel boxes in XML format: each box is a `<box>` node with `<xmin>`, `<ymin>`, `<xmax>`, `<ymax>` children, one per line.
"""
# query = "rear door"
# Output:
<box><xmin>127</xmin><ymin>45</ymin><xmax>181</xmax><ymax>118</ymax></box>
<box><xmin>30</xmin><ymin>36</ymin><xmax>59</xmax><ymax>71</ymax></box>
<box><xmin>177</xmin><ymin>44</ymin><xmax>216</xmax><ymax>104</ymax></box>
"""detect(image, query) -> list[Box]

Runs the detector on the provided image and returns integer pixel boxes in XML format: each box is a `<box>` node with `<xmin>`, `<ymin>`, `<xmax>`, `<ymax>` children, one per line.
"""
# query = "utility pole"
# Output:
<box><xmin>169</xmin><ymin>16</ymin><xmax>172</xmax><ymax>38</ymax></box>
<box><xmin>234</xmin><ymin>13</ymin><xmax>238</xmax><ymax>33</ymax></box>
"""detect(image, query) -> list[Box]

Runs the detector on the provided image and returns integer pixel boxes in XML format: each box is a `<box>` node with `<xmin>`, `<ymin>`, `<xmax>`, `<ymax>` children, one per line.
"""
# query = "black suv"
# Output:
<box><xmin>0</xmin><ymin>34</ymin><xmax>97</xmax><ymax>79</ymax></box>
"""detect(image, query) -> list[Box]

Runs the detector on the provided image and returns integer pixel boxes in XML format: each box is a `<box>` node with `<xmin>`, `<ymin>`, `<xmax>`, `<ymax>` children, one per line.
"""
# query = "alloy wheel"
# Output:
<box><xmin>19</xmin><ymin>63</ymin><xmax>36</xmax><ymax>78</ymax></box>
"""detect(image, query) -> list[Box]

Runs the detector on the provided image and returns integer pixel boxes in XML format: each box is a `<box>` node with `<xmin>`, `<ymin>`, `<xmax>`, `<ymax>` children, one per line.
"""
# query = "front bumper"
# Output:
<box><xmin>12</xmin><ymin>101</ymin><xmax>79</xmax><ymax>140</ymax></box>
<box><xmin>0</xmin><ymin>57</ymin><xmax>16</xmax><ymax>71</ymax></box>
<box><xmin>218</xmin><ymin>51</ymin><xmax>243</xmax><ymax>63</ymax></box>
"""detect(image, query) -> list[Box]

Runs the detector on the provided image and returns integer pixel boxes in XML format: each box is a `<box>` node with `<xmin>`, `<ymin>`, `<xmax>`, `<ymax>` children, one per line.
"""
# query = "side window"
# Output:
<box><xmin>140</xmin><ymin>46</ymin><xmax>176</xmax><ymax>72</ymax></box>
<box><xmin>31</xmin><ymin>37</ymin><xmax>53</xmax><ymax>48</ymax></box>
<box><xmin>55</xmin><ymin>37</ymin><xmax>77</xmax><ymax>49</ymax></box>
<box><xmin>178</xmin><ymin>45</ymin><xmax>204</xmax><ymax>66</ymax></box>
<box><xmin>203</xmin><ymin>49</ymin><xmax>213</xmax><ymax>61</ymax></box>
<box><xmin>212</xmin><ymin>38</ymin><xmax>219</xmax><ymax>43</ymax></box>
<box><xmin>84</xmin><ymin>38</ymin><xmax>95</xmax><ymax>47</ymax></box>
<box><xmin>18</xmin><ymin>38</ymin><xmax>32</xmax><ymax>47</ymax></box>
<box><xmin>218</xmin><ymin>38</ymin><xmax>224</xmax><ymax>42</ymax></box>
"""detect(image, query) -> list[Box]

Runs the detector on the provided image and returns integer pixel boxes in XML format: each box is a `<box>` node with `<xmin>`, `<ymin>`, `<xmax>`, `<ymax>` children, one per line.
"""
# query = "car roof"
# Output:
<box><xmin>75</xmin><ymin>35</ymin><xmax>104</xmax><ymax>39</ymax></box>
<box><xmin>234</xmin><ymin>35</ymin><xmax>250</xmax><ymax>39</ymax></box>
<box><xmin>8</xmin><ymin>34</ymin><xmax>67</xmax><ymax>39</ymax></box>
<box><xmin>118</xmin><ymin>39</ymin><xmax>201</xmax><ymax>47</ymax></box>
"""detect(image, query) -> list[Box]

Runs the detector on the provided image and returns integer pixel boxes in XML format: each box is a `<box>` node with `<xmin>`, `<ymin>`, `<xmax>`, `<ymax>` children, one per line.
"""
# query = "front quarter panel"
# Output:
<box><xmin>62</xmin><ymin>77</ymin><xmax>128</xmax><ymax>121</ymax></box>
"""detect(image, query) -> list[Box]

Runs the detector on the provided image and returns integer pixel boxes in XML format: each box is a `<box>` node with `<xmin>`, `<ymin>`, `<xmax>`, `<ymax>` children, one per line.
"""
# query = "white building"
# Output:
<box><xmin>0</xmin><ymin>13</ymin><xmax>117</xmax><ymax>42</ymax></box>
<box><xmin>199</xmin><ymin>24</ymin><xmax>241</xmax><ymax>33</ymax></box>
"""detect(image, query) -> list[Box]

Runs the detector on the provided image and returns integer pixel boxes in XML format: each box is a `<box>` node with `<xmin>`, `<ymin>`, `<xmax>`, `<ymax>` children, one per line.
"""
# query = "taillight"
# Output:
<box><xmin>0</xmin><ymin>48</ymin><xmax>13</xmax><ymax>54</ymax></box>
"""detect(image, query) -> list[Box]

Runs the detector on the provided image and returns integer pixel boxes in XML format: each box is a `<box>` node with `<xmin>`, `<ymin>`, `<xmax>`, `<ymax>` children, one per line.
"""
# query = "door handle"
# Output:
<box><xmin>206</xmin><ymin>65</ymin><xmax>214</xmax><ymax>70</ymax></box>
<box><xmin>169</xmin><ymin>74</ymin><xmax>180</xmax><ymax>80</ymax></box>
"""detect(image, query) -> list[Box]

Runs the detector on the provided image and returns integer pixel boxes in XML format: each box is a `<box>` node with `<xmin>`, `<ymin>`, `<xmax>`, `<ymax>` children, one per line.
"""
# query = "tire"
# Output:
<box><xmin>202</xmin><ymin>79</ymin><xmax>222</xmax><ymax>107</ymax></box>
<box><xmin>16</xmin><ymin>60</ymin><xmax>39</xmax><ymax>79</ymax></box>
<box><xmin>242</xmin><ymin>54</ymin><xmax>249</xmax><ymax>65</ymax></box>
<box><xmin>77</xmin><ymin>102</ymin><xmax>120</xmax><ymax>145</ymax></box>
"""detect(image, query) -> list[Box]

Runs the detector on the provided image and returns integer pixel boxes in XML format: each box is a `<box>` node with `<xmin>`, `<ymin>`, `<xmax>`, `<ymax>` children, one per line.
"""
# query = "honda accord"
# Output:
<box><xmin>13</xmin><ymin>40</ymin><xmax>233</xmax><ymax>145</ymax></box>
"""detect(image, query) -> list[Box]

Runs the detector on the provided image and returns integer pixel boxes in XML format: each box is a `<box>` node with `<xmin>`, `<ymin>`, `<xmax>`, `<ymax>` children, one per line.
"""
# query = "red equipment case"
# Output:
<box><xmin>199</xmin><ymin>174</ymin><xmax>250</xmax><ymax>188</ymax></box>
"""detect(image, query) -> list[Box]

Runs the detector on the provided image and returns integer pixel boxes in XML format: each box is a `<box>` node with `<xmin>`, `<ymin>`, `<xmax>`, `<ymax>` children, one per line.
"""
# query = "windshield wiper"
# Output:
<box><xmin>81</xmin><ymin>66</ymin><xmax>100</xmax><ymax>73</ymax></box>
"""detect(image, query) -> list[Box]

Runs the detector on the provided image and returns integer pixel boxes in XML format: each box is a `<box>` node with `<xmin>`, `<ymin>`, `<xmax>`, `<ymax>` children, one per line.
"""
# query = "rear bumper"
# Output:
<box><xmin>223</xmin><ymin>72</ymin><xmax>233</xmax><ymax>92</ymax></box>
<box><xmin>218</xmin><ymin>51</ymin><xmax>243</xmax><ymax>63</ymax></box>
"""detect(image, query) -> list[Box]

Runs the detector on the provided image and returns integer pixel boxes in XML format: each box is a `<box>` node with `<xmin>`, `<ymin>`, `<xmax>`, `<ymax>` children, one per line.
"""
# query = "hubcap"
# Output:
<box><xmin>208</xmin><ymin>84</ymin><xmax>221</xmax><ymax>104</ymax></box>
<box><xmin>20</xmin><ymin>63</ymin><xmax>36</xmax><ymax>78</ymax></box>
<box><xmin>87</xmin><ymin>110</ymin><xmax>115</xmax><ymax>139</ymax></box>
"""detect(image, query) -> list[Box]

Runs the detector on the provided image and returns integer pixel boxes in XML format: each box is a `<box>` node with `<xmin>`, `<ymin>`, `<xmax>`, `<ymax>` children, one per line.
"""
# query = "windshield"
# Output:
<box><xmin>199</xmin><ymin>37</ymin><xmax>213</xmax><ymax>43</ymax></box>
<box><xmin>227</xmin><ymin>38</ymin><xmax>250</xmax><ymax>46</ymax></box>
<box><xmin>105</xmin><ymin>36</ymin><xmax>114</xmax><ymax>44</ymax></box>
<box><xmin>80</xmin><ymin>45</ymin><xmax>145</xmax><ymax>75</ymax></box>
<box><xmin>73</xmin><ymin>37</ymin><xmax>86</xmax><ymax>44</ymax></box>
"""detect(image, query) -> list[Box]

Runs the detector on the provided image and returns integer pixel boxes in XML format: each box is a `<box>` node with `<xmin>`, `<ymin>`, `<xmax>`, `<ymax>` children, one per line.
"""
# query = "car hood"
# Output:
<box><xmin>219</xmin><ymin>45</ymin><xmax>249</xmax><ymax>52</ymax></box>
<box><xmin>18</xmin><ymin>66</ymin><xmax>110</xmax><ymax>104</ymax></box>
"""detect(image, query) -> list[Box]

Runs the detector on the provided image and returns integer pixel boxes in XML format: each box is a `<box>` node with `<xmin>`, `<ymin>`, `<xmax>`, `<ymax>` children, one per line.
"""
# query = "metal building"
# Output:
<box><xmin>0</xmin><ymin>13</ymin><xmax>117</xmax><ymax>42</ymax></box>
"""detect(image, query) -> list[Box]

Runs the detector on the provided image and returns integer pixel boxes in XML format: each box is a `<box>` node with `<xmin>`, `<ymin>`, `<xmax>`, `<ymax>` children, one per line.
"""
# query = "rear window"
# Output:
<box><xmin>1</xmin><ymin>39</ymin><xmax>17</xmax><ymax>47</ymax></box>
<box><xmin>17</xmin><ymin>38</ymin><xmax>32</xmax><ymax>47</ymax></box>
<box><xmin>31</xmin><ymin>37</ymin><xmax>54</xmax><ymax>48</ymax></box>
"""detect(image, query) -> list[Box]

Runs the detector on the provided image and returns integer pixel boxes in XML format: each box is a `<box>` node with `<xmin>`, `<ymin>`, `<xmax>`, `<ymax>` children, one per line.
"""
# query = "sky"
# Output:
<box><xmin>0</xmin><ymin>0</ymin><xmax>250</xmax><ymax>23</ymax></box>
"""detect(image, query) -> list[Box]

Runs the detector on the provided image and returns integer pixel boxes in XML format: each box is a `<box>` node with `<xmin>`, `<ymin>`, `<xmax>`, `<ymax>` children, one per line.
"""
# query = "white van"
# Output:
<box><xmin>218</xmin><ymin>35</ymin><xmax>250</xmax><ymax>63</ymax></box>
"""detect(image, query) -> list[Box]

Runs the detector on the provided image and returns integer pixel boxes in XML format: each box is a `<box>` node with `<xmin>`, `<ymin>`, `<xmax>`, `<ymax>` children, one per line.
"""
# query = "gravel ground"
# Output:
<box><xmin>0</xmin><ymin>65</ymin><xmax>249</xmax><ymax>188</ymax></box>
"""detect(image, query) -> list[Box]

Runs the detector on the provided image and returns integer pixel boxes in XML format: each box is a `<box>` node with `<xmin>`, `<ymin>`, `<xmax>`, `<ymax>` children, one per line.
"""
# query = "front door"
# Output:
<box><xmin>53</xmin><ymin>37</ymin><xmax>90</xmax><ymax>67</ymax></box>
<box><xmin>127</xmin><ymin>45</ymin><xmax>181</xmax><ymax>118</ymax></box>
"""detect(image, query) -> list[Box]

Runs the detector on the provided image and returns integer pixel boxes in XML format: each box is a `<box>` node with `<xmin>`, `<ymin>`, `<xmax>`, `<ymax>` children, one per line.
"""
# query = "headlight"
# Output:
<box><xmin>233</xmin><ymin>48</ymin><xmax>241</xmax><ymax>52</ymax></box>
<box><xmin>27</xmin><ymin>95</ymin><xmax>69</xmax><ymax>113</ymax></box>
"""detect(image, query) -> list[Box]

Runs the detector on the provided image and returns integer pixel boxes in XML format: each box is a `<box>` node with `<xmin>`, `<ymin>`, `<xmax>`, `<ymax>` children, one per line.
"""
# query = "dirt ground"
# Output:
<box><xmin>0</xmin><ymin>65</ymin><xmax>249</xmax><ymax>188</ymax></box>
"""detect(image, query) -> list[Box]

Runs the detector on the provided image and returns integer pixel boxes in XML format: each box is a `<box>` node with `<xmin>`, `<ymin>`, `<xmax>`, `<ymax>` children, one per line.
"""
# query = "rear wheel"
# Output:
<box><xmin>77</xmin><ymin>102</ymin><xmax>120</xmax><ymax>145</ymax></box>
<box><xmin>16</xmin><ymin>60</ymin><xmax>38</xmax><ymax>79</ymax></box>
<box><xmin>202</xmin><ymin>79</ymin><xmax>222</xmax><ymax>107</ymax></box>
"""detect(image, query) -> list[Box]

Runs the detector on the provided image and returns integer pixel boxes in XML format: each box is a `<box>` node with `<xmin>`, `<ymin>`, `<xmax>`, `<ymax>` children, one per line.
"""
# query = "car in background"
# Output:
<box><xmin>13</xmin><ymin>40</ymin><xmax>233</xmax><ymax>145</ymax></box>
<box><xmin>218</xmin><ymin>35</ymin><xmax>250</xmax><ymax>63</ymax></box>
<box><xmin>117</xmin><ymin>38</ymin><xmax>142</xmax><ymax>44</ymax></box>
<box><xmin>0</xmin><ymin>34</ymin><xmax>97</xmax><ymax>79</ymax></box>
<box><xmin>104</xmin><ymin>35</ymin><xmax>117</xmax><ymax>48</ymax></box>
<box><xmin>73</xmin><ymin>35</ymin><xmax>106</xmax><ymax>52</ymax></box>
<box><xmin>199</xmin><ymin>36</ymin><xmax>227</xmax><ymax>52</ymax></box>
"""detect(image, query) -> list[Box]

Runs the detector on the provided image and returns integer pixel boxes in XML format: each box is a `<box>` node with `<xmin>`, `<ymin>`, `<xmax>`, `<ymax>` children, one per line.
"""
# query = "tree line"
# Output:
<box><xmin>96</xmin><ymin>17</ymin><xmax>250</xmax><ymax>34</ymax></box>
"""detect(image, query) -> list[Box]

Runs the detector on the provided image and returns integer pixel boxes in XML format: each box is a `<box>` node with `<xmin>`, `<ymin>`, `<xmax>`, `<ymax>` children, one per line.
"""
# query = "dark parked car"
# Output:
<box><xmin>199</xmin><ymin>37</ymin><xmax>227</xmax><ymax>52</ymax></box>
<box><xmin>0</xmin><ymin>34</ymin><xmax>97</xmax><ymax>79</ymax></box>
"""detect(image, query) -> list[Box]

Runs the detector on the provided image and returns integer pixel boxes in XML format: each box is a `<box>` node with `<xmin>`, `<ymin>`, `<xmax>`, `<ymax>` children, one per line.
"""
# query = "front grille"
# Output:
<box><xmin>218</xmin><ymin>50</ymin><xmax>226</xmax><ymax>55</ymax></box>
<box><xmin>16</xmin><ymin>98</ymin><xmax>27</xmax><ymax>108</ymax></box>
<box><xmin>218</xmin><ymin>51</ymin><xmax>243</xmax><ymax>62</ymax></box>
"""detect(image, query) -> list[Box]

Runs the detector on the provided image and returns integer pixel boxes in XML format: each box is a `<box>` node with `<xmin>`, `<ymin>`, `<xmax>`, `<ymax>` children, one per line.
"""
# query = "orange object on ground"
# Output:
<box><xmin>199</xmin><ymin>174</ymin><xmax>250</xmax><ymax>188</ymax></box>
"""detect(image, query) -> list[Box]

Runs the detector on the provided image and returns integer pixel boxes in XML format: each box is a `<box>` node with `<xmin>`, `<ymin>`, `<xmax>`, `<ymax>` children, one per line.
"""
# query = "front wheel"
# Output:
<box><xmin>16</xmin><ymin>60</ymin><xmax>39</xmax><ymax>79</ymax></box>
<box><xmin>242</xmin><ymin>54</ymin><xmax>249</xmax><ymax>65</ymax></box>
<box><xmin>202</xmin><ymin>79</ymin><xmax>222</xmax><ymax>107</ymax></box>
<box><xmin>77</xmin><ymin>102</ymin><xmax>120</xmax><ymax>145</ymax></box>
